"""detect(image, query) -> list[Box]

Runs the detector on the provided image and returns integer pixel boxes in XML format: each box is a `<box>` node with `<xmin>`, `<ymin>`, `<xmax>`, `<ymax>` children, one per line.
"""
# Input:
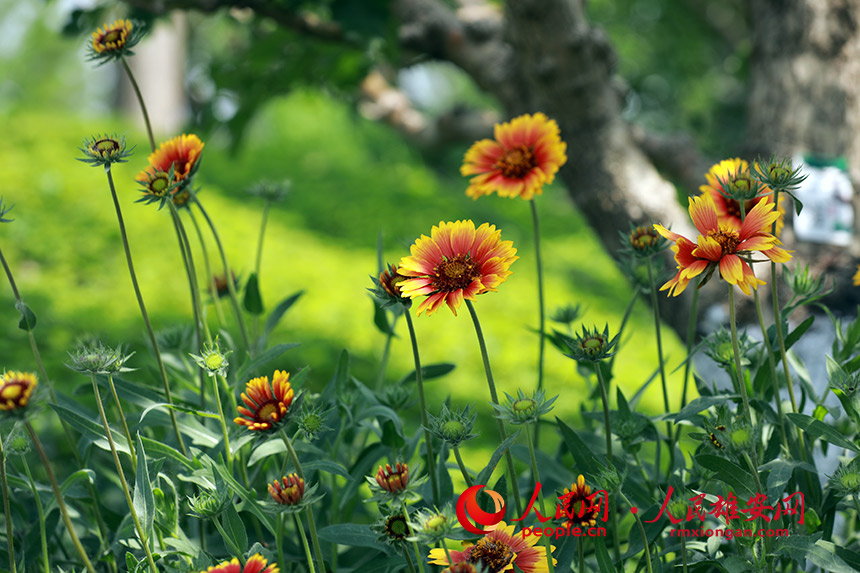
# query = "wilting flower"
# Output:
<box><xmin>398</xmin><ymin>220</ymin><xmax>518</xmax><ymax>316</ymax></box>
<box><xmin>461</xmin><ymin>113</ymin><xmax>567</xmax><ymax>200</ymax></box>
<box><xmin>196</xmin><ymin>554</ymin><xmax>278</xmax><ymax>573</ymax></box>
<box><xmin>558</xmin><ymin>475</ymin><xmax>600</xmax><ymax>529</ymax></box>
<box><xmin>654</xmin><ymin>193</ymin><xmax>790</xmax><ymax>296</ymax></box>
<box><xmin>78</xmin><ymin>134</ymin><xmax>133</xmax><ymax>168</ymax></box>
<box><xmin>87</xmin><ymin>19</ymin><xmax>144</xmax><ymax>64</ymax></box>
<box><xmin>269</xmin><ymin>474</ymin><xmax>305</xmax><ymax>506</ymax></box>
<box><xmin>429</xmin><ymin>521</ymin><xmax>556</xmax><ymax>573</ymax></box>
<box><xmin>492</xmin><ymin>388</ymin><xmax>557</xmax><ymax>425</ymax></box>
<box><xmin>190</xmin><ymin>337</ymin><xmax>232</xmax><ymax>378</ymax></box>
<box><xmin>234</xmin><ymin>370</ymin><xmax>295</xmax><ymax>431</ymax></box>
<box><xmin>0</xmin><ymin>372</ymin><xmax>37</xmax><ymax>412</ymax></box>
<box><xmin>427</xmin><ymin>404</ymin><xmax>478</xmax><ymax>447</ymax></box>
<box><xmin>137</xmin><ymin>134</ymin><xmax>205</xmax><ymax>192</ymax></box>
<box><xmin>373</xmin><ymin>512</ymin><xmax>411</xmax><ymax>545</ymax></box>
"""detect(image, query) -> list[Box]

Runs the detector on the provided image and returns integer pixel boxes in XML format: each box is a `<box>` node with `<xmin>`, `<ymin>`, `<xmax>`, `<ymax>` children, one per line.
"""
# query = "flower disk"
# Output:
<box><xmin>0</xmin><ymin>372</ymin><xmax>37</xmax><ymax>412</ymax></box>
<box><xmin>234</xmin><ymin>370</ymin><xmax>294</xmax><ymax>431</ymax></box>
<box><xmin>91</xmin><ymin>19</ymin><xmax>132</xmax><ymax>53</ymax></box>
<box><xmin>398</xmin><ymin>220</ymin><xmax>518</xmax><ymax>316</ymax></box>
<box><xmin>461</xmin><ymin>113</ymin><xmax>567</xmax><ymax>200</ymax></box>
<box><xmin>197</xmin><ymin>554</ymin><xmax>278</xmax><ymax>573</ymax></box>
<box><xmin>428</xmin><ymin>521</ymin><xmax>556</xmax><ymax>573</ymax></box>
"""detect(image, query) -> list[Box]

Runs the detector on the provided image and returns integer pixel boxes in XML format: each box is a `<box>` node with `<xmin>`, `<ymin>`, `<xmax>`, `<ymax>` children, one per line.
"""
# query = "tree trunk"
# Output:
<box><xmin>748</xmin><ymin>0</ymin><xmax>860</xmax><ymax>311</ymax></box>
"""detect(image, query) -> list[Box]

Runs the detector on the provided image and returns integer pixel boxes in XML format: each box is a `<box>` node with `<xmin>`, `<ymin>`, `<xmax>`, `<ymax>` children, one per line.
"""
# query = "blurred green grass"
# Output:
<box><xmin>1</xmin><ymin>91</ymin><xmax>689</xmax><ymax>462</ymax></box>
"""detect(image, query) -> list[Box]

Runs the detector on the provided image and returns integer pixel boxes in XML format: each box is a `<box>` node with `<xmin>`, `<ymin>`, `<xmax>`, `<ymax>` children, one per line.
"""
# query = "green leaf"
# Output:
<box><xmin>243</xmin><ymin>272</ymin><xmax>264</xmax><ymax>315</ymax></box>
<box><xmin>398</xmin><ymin>363</ymin><xmax>456</xmax><ymax>385</ymax></box>
<box><xmin>593</xmin><ymin>535</ymin><xmax>616</xmax><ymax>573</ymax></box>
<box><xmin>694</xmin><ymin>454</ymin><xmax>755</xmax><ymax>497</ymax></box>
<box><xmin>340</xmin><ymin>443</ymin><xmax>386</xmax><ymax>511</ymax></box>
<box><xmin>318</xmin><ymin>524</ymin><xmax>392</xmax><ymax>554</ymax></box>
<box><xmin>133</xmin><ymin>434</ymin><xmax>155</xmax><ymax>548</ymax></box>
<box><xmin>263</xmin><ymin>290</ymin><xmax>303</xmax><ymax>339</ymax></box>
<box><xmin>774</xmin><ymin>535</ymin><xmax>854</xmax><ymax>573</ymax></box>
<box><xmin>557</xmin><ymin>417</ymin><xmax>597</xmax><ymax>476</ymax></box>
<box><xmin>674</xmin><ymin>395</ymin><xmax>739</xmax><ymax>424</ymax></box>
<box><xmin>784</xmin><ymin>316</ymin><xmax>815</xmax><ymax>351</ymax></box>
<box><xmin>140</xmin><ymin>437</ymin><xmax>199</xmax><ymax>471</ymax></box>
<box><xmin>372</xmin><ymin>300</ymin><xmax>393</xmax><ymax>335</ymax></box>
<box><xmin>209</xmin><ymin>457</ymin><xmax>277</xmax><ymax>535</ymax></box>
<box><xmin>235</xmin><ymin>343</ymin><xmax>300</xmax><ymax>383</ymax></box>
<box><xmin>787</xmin><ymin>413</ymin><xmax>860</xmax><ymax>453</ymax></box>
<box><xmin>220</xmin><ymin>503</ymin><xmax>249</xmax><ymax>558</ymax></box>
<box><xmin>475</xmin><ymin>430</ymin><xmax>521</xmax><ymax>486</ymax></box>
<box><xmin>48</xmin><ymin>403</ymin><xmax>130</xmax><ymax>455</ymax></box>
<box><xmin>302</xmin><ymin>460</ymin><xmax>353</xmax><ymax>480</ymax></box>
<box><xmin>357</xmin><ymin>405</ymin><xmax>403</xmax><ymax>436</ymax></box>
<box><xmin>813</xmin><ymin>405</ymin><xmax>828</xmax><ymax>421</ymax></box>
<box><xmin>15</xmin><ymin>300</ymin><xmax>36</xmax><ymax>331</ymax></box>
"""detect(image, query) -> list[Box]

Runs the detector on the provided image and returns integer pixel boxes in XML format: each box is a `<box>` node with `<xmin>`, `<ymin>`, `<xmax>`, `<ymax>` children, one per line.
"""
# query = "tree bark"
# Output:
<box><xmin>748</xmin><ymin>0</ymin><xmax>860</xmax><ymax>311</ymax></box>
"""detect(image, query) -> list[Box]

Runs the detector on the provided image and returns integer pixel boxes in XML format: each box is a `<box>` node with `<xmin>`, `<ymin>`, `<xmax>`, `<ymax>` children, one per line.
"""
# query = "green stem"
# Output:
<box><xmin>0</xmin><ymin>247</ymin><xmax>111</xmax><ymax>543</ymax></box>
<box><xmin>530</xmin><ymin>199</ymin><xmax>546</xmax><ymax>451</ymax></box>
<box><xmin>24</xmin><ymin>422</ymin><xmax>97</xmax><ymax>573</ymax></box>
<box><xmin>188</xmin><ymin>208</ymin><xmax>226</xmax><ymax>328</ymax></box>
<box><xmin>281</xmin><ymin>432</ymin><xmax>326</xmax><ymax>573</ymax></box>
<box><xmin>120</xmin><ymin>56</ymin><xmax>156</xmax><ymax>152</ymax></box>
<box><xmin>404</xmin><ymin>546</ymin><xmax>418</xmax><ymax>573</ymax></box>
<box><xmin>404</xmin><ymin>310</ymin><xmax>439</xmax><ymax>505</ymax></box>
<box><xmin>213</xmin><ymin>374</ymin><xmax>234</xmax><ymax>471</ymax></box>
<box><xmin>255</xmin><ymin>201</ymin><xmax>271</xmax><ymax>280</ymax></box>
<box><xmin>578</xmin><ymin>538</ymin><xmax>584</xmax><ymax>573</ymax></box>
<box><xmin>104</xmin><ymin>168</ymin><xmax>187</xmax><ymax>455</ymax></box>
<box><xmin>680</xmin><ymin>533</ymin><xmax>688</xmax><ymax>573</ymax></box>
<box><xmin>681</xmin><ymin>288</ymin><xmax>699</xmax><ymax>409</ymax></box>
<box><xmin>752</xmin><ymin>290</ymin><xmax>789</xmax><ymax>452</ymax></box>
<box><xmin>374</xmin><ymin>314</ymin><xmax>399</xmax><ymax>391</ymax></box>
<box><xmin>646</xmin><ymin>256</ymin><xmax>674</xmax><ymax>481</ymax></box>
<box><xmin>525</xmin><ymin>424</ymin><xmax>555</xmax><ymax>573</ymax></box>
<box><xmin>441</xmin><ymin>539</ymin><xmax>453</xmax><ymax>565</ymax></box>
<box><xmin>107</xmin><ymin>373</ymin><xmax>137</xmax><ymax>468</ymax></box>
<box><xmin>594</xmin><ymin>362</ymin><xmax>620</xmax><ymax>562</ymax></box>
<box><xmin>728</xmin><ymin>285</ymin><xmax>753</xmax><ymax>425</ymax></box>
<box><xmin>400</xmin><ymin>501</ymin><xmax>426</xmax><ymax>573</ymax></box>
<box><xmin>192</xmin><ymin>197</ymin><xmax>252</xmax><ymax>353</ymax></box>
<box><xmin>21</xmin><ymin>456</ymin><xmax>49</xmax><ymax>573</ymax></box>
<box><xmin>0</xmin><ymin>436</ymin><xmax>15</xmax><ymax>573</ymax></box>
<box><xmin>608</xmin><ymin>291</ymin><xmax>638</xmax><ymax>375</ymax></box>
<box><xmin>453</xmin><ymin>446</ymin><xmax>473</xmax><ymax>487</ymax></box>
<box><xmin>465</xmin><ymin>300</ymin><xmax>523</xmax><ymax>516</ymax></box>
<box><xmin>620</xmin><ymin>491</ymin><xmax>653</xmax><ymax>573</ymax></box>
<box><xmin>89</xmin><ymin>374</ymin><xmax>159</xmax><ymax>573</ymax></box>
<box><xmin>294</xmin><ymin>513</ymin><xmax>316</xmax><ymax>573</ymax></box>
<box><xmin>853</xmin><ymin>495</ymin><xmax>860</xmax><ymax>525</ymax></box>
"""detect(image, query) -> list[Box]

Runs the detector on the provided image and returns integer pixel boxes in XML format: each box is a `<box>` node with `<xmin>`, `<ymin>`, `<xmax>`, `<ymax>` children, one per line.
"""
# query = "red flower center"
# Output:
<box><xmin>434</xmin><ymin>255</ymin><xmax>478</xmax><ymax>291</ymax></box>
<box><xmin>725</xmin><ymin>198</ymin><xmax>756</xmax><ymax>221</ymax></box>
<box><xmin>707</xmin><ymin>227</ymin><xmax>741</xmax><ymax>255</ymax></box>
<box><xmin>496</xmin><ymin>145</ymin><xmax>536</xmax><ymax>179</ymax></box>
<box><xmin>257</xmin><ymin>401</ymin><xmax>281</xmax><ymax>423</ymax></box>
<box><xmin>468</xmin><ymin>537</ymin><xmax>514</xmax><ymax>572</ymax></box>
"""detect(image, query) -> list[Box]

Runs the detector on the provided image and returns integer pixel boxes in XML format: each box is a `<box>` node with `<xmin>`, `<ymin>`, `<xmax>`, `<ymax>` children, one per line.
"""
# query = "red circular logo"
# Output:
<box><xmin>456</xmin><ymin>484</ymin><xmax>506</xmax><ymax>535</ymax></box>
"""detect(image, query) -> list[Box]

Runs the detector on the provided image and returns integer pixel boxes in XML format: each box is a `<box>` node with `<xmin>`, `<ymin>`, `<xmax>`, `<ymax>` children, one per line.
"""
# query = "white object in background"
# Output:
<box><xmin>793</xmin><ymin>156</ymin><xmax>853</xmax><ymax>246</ymax></box>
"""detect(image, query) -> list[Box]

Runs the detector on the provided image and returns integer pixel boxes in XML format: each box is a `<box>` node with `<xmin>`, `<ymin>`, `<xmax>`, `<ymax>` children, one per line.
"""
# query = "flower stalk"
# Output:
<box><xmin>0</xmin><ymin>436</ymin><xmax>15</xmax><ymax>573</ymax></box>
<box><xmin>21</xmin><ymin>455</ymin><xmax>49</xmax><ymax>573</ymax></box>
<box><xmin>281</xmin><ymin>431</ymin><xmax>326</xmax><ymax>573</ymax></box>
<box><xmin>524</xmin><ymin>423</ymin><xmax>555</xmax><ymax>573</ymax></box>
<box><xmin>530</xmin><ymin>199</ymin><xmax>546</xmax><ymax>451</ymax></box>
<box><xmin>465</xmin><ymin>299</ymin><xmax>523</xmax><ymax>515</ymax></box>
<box><xmin>24</xmin><ymin>421</ymin><xmax>97</xmax><ymax>573</ymax></box>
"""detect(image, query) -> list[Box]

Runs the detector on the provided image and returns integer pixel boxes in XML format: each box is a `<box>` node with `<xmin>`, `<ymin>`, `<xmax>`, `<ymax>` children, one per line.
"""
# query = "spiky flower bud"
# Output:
<box><xmin>190</xmin><ymin>337</ymin><xmax>231</xmax><ymax>378</ymax></box>
<box><xmin>371</xmin><ymin>263</ymin><xmax>411</xmax><ymax>308</ymax></box>
<box><xmin>704</xmin><ymin>328</ymin><xmax>757</xmax><ymax>369</ymax></box>
<box><xmin>188</xmin><ymin>489</ymin><xmax>230</xmax><ymax>519</ymax></box>
<box><xmin>407</xmin><ymin>505</ymin><xmax>457</xmax><ymax>545</ymax></box>
<box><xmin>549</xmin><ymin>304</ymin><xmax>581</xmax><ymax>327</ymax></box>
<box><xmin>493</xmin><ymin>388</ymin><xmax>558</xmax><ymax>425</ymax></box>
<box><xmin>622</xmin><ymin>223</ymin><xmax>667</xmax><ymax>259</ymax></box>
<box><xmin>427</xmin><ymin>404</ymin><xmax>478</xmax><ymax>447</ymax></box>
<box><xmin>78</xmin><ymin>134</ymin><xmax>134</xmax><ymax>168</ymax></box>
<box><xmin>753</xmin><ymin>156</ymin><xmax>807</xmax><ymax>193</ymax></box>
<box><xmin>269</xmin><ymin>474</ymin><xmax>305</xmax><ymax>506</ymax></box>
<box><xmin>560</xmin><ymin>324</ymin><xmax>619</xmax><ymax>363</ymax></box>
<box><xmin>376</xmin><ymin>462</ymin><xmax>409</xmax><ymax>494</ymax></box>
<box><xmin>66</xmin><ymin>341</ymin><xmax>133</xmax><ymax>374</ymax></box>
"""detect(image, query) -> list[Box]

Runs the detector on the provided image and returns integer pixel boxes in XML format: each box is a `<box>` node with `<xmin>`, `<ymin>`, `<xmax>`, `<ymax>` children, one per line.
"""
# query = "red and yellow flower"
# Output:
<box><xmin>91</xmin><ymin>19</ymin><xmax>133</xmax><ymax>54</ymax></box>
<box><xmin>461</xmin><ymin>113</ymin><xmax>567</xmax><ymax>200</ymax></box>
<box><xmin>137</xmin><ymin>134</ymin><xmax>205</xmax><ymax>189</ymax></box>
<box><xmin>854</xmin><ymin>265</ymin><xmax>860</xmax><ymax>287</ymax></box>
<box><xmin>654</xmin><ymin>193</ymin><xmax>790</xmax><ymax>296</ymax></box>
<box><xmin>0</xmin><ymin>371</ymin><xmax>37</xmax><ymax>412</ymax></box>
<box><xmin>234</xmin><ymin>370</ymin><xmax>294</xmax><ymax>431</ymax></box>
<box><xmin>398</xmin><ymin>220</ymin><xmax>518</xmax><ymax>316</ymax></box>
<box><xmin>375</xmin><ymin>462</ymin><xmax>409</xmax><ymax>494</ymax></box>
<box><xmin>269</xmin><ymin>474</ymin><xmax>305</xmax><ymax>506</ymax></box>
<box><xmin>197</xmin><ymin>554</ymin><xmax>278</xmax><ymax>573</ymax></box>
<box><xmin>559</xmin><ymin>475</ymin><xmax>599</xmax><ymax>529</ymax></box>
<box><xmin>428</xmin><ymin>521</ymin><xmax>556</xmax><ymax>573</ymax></box>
